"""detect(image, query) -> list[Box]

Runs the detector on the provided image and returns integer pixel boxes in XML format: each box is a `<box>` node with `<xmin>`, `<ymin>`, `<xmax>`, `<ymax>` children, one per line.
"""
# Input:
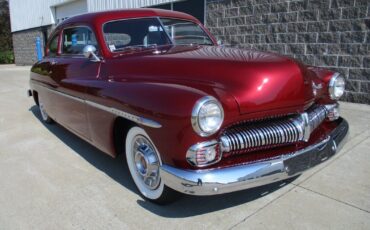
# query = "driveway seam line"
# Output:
<box><xmin>229</xmin><ymin>133</ymin><xmax>369</xmax><ymax>229</ymax></box>
<box><xmin>297</xmin><ymin>185</ymin><xmax>370</xmax><ymax>214</ymax></box>
<box><xmin>291</xmin><ymin>133</ymin><xmax>369</xmax><ymax>186</ymax></box>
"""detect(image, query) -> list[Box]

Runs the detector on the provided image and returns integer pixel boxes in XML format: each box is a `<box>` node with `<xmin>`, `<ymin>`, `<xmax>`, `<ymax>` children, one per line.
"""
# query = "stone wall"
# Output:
<box><xmin>206</xmin><ymin>0</ymin><xmax>370</xmax><ymax>104</ymax></box>
<box><xmin>12</xmin><ymin>26</ymin><xmax>52</xmax><ymax>66</ymax></box>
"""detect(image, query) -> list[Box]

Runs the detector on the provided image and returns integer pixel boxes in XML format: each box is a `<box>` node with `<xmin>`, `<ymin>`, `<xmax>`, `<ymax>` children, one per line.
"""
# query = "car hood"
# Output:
<box><xmin>112</xmin><ymin>45</ymin><xmax>315</xmax><ymax>114</ymax></box>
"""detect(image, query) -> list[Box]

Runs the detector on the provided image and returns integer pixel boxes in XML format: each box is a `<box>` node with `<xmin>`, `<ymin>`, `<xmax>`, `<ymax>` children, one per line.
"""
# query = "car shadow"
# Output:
<box><xmin>29</xmin><ymin>105</ymin><xmax>137</xmax><ymax>194</ymax></box>
<box><xmin>137</xmin><ymin>177</ymin><xmax>297</xmax><ymax>218</ymax></box>
<box><xmin>29</xmin><ymin>105</ymin><xmax>298</xmax><ymax>218</ymax></box>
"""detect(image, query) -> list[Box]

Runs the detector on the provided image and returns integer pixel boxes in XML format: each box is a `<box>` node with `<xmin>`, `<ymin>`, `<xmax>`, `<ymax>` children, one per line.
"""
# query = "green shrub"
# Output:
<box><xmin>0</xmin><ymin>51</ymin><xmax>14</xmax><ymax>64</ymax></box>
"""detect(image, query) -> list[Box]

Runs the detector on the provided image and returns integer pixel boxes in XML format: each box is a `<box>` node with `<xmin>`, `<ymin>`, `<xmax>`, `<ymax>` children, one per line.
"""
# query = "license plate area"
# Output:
<box><xmin>284</xmin><ymin>139</ymin><xmax>335</xmax><ymax>176</ymax></box>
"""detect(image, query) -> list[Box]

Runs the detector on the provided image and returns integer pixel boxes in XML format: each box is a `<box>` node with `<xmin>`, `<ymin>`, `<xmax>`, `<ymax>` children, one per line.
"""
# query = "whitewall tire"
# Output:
<box><xmin>125</xmin><ymin>126</ymin><xmax>178</xmax><ymax>204</ymax></box>
<box><xmin>39</xmin><ymin>102</ymin><xmax>53</xmax><ymax>124</ymax></box>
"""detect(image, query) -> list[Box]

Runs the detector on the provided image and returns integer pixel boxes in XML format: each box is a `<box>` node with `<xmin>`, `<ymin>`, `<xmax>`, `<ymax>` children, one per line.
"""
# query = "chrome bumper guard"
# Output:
<box><xmin>160</xmin><ymin>118</ymin><xmax>349</xmax><ymax>196</ymax></box>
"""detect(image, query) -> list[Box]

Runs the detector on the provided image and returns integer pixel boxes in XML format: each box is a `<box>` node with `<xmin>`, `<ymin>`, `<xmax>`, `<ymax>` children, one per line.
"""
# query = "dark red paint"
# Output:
<box><xmin>30</xmin><ymin>9</ymin><xmax>338</xmax><ymax>170</ymax></box>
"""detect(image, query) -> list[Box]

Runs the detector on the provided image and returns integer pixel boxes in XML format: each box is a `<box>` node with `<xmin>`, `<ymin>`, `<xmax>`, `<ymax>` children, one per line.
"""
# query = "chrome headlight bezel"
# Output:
<box><xmin>191</xmin><ymin>96</ymin><xmax>224</xmax><ymax>137</ymax></box>
<box><xmin>328</xmin><ymin>73</ymin><xmax>345</xmax><ymax>100</ymax></box>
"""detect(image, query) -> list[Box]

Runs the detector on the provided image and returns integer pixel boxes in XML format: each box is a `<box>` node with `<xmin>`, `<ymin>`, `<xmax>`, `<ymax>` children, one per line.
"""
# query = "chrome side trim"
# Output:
<box><xmin>56</xmin><ymin>90</ymin><xmax>85</xmax><ymax>103</ymax></box>
<box><xmin>42</xmin><ymin>85</ymin><xmax>85</xmax><ymax>103</ymax></box>
<box><xmin>38</xmin><ymin>85</ymin><xmax>162</xmax><ymax>128</ymax></box>
<box><xmin>85</xmin><ymin>100</ymin><xmax>162</xmax><ymax>128</ymax></box>
<box><xmin>160</xmin><ymin>118</ymin><xmax>349</xmax><ymax>196</ymax></box>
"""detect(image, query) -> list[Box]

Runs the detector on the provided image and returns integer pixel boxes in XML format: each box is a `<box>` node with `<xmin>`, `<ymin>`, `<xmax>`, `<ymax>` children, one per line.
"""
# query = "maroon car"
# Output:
<box><xmin>29</xmin><ymin>9</ymin><xmax>348</xmax><ymax>204</ymax></box>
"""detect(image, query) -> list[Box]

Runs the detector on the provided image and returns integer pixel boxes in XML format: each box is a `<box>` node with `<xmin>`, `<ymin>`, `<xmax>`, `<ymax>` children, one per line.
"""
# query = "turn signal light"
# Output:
<box><xmin>325</xmin><ymin>104</ymin><xmax>340</xmax><ymax>121</ymax></box>
<box><xmin>186</xmin><ymin>140</ymin><xmax>221</xmax><ymax>167</ymax></box>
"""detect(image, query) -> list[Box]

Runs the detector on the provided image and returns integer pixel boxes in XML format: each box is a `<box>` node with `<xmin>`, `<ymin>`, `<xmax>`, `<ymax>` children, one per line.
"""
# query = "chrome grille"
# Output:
<box><xmin>220</xmin><ymin>105</ymin><xmax>328</xmax><ymax>153</ymax></box>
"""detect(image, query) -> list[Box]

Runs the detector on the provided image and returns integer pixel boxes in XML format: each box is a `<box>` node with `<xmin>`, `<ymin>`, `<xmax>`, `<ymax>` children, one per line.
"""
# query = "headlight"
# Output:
<box><xmin>328</xmin><ymin>73</ymin><xmax>345</xmax><ymax>100</ymax></box>
<box><xmin>191</xmin><ymin>96</ymin><xmax>224</xmax><ymax>137</ymax></box>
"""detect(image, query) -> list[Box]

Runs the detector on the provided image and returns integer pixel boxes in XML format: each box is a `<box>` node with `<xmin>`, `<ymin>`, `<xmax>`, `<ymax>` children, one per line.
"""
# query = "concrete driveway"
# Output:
<box><xmin>0</xmin><ymin>65</ymin><xmax>369</xmax><ymax>230</ymax></box>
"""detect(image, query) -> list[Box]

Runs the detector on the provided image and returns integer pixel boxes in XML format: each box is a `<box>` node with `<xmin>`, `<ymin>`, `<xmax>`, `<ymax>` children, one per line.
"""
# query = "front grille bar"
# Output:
<box><xmin>220</xmin><ymin>105</ymin><xmax>328</xmax><ymax>153</ymax></box>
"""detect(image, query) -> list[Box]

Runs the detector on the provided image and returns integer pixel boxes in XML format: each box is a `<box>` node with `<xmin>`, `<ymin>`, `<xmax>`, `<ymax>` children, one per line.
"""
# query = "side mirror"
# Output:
<box><xmin>83</xmin><ymin>45</ymin><xmax>100</xmax><ymax>62</ymax></box>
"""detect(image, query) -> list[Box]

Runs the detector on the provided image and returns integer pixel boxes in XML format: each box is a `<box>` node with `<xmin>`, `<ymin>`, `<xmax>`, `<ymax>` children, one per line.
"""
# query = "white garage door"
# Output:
<box><xmin>55</xmin><ymin>0</ymin><xmax>87</xmax><ymax>24</ymax></box>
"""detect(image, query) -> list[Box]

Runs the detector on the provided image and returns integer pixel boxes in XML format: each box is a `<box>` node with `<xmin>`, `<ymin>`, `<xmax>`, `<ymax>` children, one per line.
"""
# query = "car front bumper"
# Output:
<box><xmin>160</xmin><ymin>118</ymin><xmax>349</xmax><ymax>196</ymax></box>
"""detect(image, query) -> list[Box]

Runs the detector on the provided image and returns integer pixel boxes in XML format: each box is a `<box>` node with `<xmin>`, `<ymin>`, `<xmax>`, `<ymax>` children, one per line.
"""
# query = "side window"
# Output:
<box><xmin>62</xmin><ymin>27</ymin><xmax>98</xmax><ymax>55</ymax></box>
<box><xmin>48</xmin><ymin>34</ymin><xmax>59</xmax><ymax>57</ymax></box>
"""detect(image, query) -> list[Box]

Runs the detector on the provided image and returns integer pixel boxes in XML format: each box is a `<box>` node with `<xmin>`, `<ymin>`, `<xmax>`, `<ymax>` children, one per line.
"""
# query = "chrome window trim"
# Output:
<box><xmin>61</xmin><ymin>25</ymin><xmax>100</xmax><ymax>57</ymax></box>
<box><xmin>158</xmin><ymin>17</ymin><xmax>214</xmax><ymax>45</ymax></box>
<box><xmin>47</xmin><ymin>33</ymin><xmax>60</xmax><ymax>57</ymax></box>
<box><xmin>157</xmin><ymin>17</ymin><xmax>174</xmax><ymax>44</ymax></box>
<box><xmin>101</xmin><ymin>16</ymin><xmax>215</xmax><ymax>54</ymax></box>
<box><xmin>39</xmin><ymin>85</ymin><xmax>162</xmax><ymax>128</ymax></box>
<box><xmin>101</xmin><ymin>17</ymin><xmax>174</xmax><ymax>54</ymax></box>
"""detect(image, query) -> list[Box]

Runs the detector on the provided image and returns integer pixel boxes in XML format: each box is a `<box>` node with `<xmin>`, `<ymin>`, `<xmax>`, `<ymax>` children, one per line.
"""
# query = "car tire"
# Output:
<box><xmin>125</xmin><ymin>126</ymin><xmax>179</xmax><ymax>204</ymax></box>
<box><xmin>39</xmin><ymin>102</ymin><xmax>54</xmax><ymax>124</ymax></box>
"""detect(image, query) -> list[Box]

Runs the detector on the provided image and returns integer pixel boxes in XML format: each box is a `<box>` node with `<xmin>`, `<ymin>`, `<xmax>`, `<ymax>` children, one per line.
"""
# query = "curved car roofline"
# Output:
<box><xmin>57</xmin><ymin>8</ymin><xmax>199</xmax><ymax>28</ymax></box>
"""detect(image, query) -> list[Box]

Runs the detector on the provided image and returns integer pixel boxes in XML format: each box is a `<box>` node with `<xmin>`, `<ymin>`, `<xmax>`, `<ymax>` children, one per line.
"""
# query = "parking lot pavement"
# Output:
<box><xmin>0</xmin><ymin>64</ymin><xmax>369</xmax><ymax>230</ymax></box>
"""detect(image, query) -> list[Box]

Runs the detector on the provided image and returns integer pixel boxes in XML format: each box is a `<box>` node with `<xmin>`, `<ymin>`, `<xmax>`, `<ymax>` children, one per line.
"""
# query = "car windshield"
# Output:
<box><xmin>159</xmin><ymin>18</ymin><xmax>213</xmax><ymax>46</ymax></box>
<box><xmin>103</xmin><ymin>18</ymin><xmax>171</xmax><ymax>52</ymax></box>
<box><xmin>103</xmin><ymin>17</ymin><xmax>213</xmax><ymax>52</ymax></box>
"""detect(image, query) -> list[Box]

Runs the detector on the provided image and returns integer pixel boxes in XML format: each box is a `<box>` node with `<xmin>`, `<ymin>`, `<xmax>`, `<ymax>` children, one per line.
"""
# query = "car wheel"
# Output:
<box><xmin>39</xmin><ymin>102</ymin><xmax>53</xmax><ymax>124</ymax></box>
<box><xmin>125</xmin><ymin>126</ymin><xmax>179</xmax><ymax>204</ymax></box>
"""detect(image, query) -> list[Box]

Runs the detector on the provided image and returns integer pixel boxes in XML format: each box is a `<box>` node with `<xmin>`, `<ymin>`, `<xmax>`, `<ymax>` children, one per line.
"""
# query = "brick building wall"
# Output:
<box><xmin>205</xmin><ymin>0</ymin><xmax>370</xmax><ymax>104</ymax></box>
<box><xmin>12</xmin><ymin>26</ymin><xmax>52</xmax><ymax>66</ymax></box>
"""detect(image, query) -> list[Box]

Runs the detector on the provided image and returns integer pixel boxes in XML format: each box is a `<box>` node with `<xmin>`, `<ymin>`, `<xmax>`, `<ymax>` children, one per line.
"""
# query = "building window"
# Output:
<box><xmin>150</xmin><ymin>3</ymin><xmax>172</xmax><ymax>10</ymax></box>
<box><xmin>57</xmin><ymin>17</ymin><xmax>70</xmax><ymax>25</ymax></box>
<box><xmin>148</xmin><ymin>0</ymin><xmax>205</xmax><ymax>23</ymax></box>
<box><xmin>173</xmin><ymin>0</ymin><xmax>205</xmax><ymax>23</ymax></box>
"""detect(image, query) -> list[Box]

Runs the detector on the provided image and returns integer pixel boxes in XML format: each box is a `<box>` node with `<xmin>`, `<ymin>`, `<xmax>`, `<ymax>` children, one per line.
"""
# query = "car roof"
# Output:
<box><xmin>58</xmin><ymin>8</ymin><xmax>199</xmax><ymax>28</ymax></box>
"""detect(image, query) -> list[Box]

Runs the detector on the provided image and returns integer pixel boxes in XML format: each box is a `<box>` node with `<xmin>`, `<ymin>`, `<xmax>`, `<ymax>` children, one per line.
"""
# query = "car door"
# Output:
<box><xmin>49</xmin><ymin>26</ymin><xmax>101</xmax><ymax>140</ymax></box>
<box><xmin>31</xmin><ymin>32</ymin><xmax>61</xmax><ymax>120</ymax></box>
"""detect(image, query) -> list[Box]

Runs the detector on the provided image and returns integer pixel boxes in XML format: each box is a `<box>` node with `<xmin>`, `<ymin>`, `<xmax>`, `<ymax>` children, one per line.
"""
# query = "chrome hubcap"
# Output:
<box><xmin>132</xmin><ymin>135</ymin><xmax>160</xmax><ymax>190</ymax></box>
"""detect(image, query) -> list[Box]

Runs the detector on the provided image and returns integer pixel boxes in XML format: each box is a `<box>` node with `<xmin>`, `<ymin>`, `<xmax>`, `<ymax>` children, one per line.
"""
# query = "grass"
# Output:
<box><xmin>0</xmin><ymin>51</ymin><xmax>14</xmax><ymax>64</ymax></box>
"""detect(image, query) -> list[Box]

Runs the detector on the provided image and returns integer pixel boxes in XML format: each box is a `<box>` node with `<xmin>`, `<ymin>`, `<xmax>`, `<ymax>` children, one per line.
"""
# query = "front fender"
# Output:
<box><xmin>90</xmin><ymin>80</ymin><xmax>238</xmax><ymax>168</ymax></box>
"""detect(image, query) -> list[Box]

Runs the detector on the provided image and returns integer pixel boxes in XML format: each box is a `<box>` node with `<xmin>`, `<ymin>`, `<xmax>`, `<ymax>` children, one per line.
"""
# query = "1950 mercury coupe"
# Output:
<box><xmin>29</xmin><ymin>9</ymin><xmax>349</xmax><ymax>204</ymax></box>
